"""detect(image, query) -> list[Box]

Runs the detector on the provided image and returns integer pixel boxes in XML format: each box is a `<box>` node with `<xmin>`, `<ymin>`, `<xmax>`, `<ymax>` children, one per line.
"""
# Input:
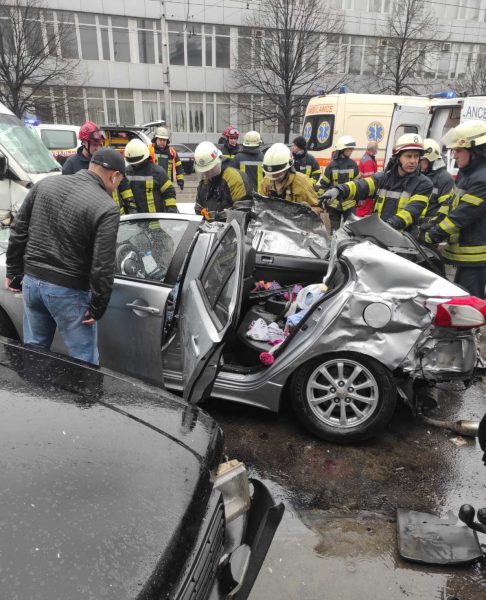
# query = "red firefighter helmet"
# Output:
<box><xmin>78</xmin><ymin>121</ymin><xmax>104</xmax><ymax>143</ymax></box>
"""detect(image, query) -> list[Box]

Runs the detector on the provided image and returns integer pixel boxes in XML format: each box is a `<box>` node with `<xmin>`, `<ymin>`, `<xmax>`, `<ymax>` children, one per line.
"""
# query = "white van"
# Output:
<box><xmin>385</xmin><ymin>95</ymin><xmax>486</xmax><ymax>173</ymax></box>
<box><xmin>303</xmin><ymin>93</ymin><xmax>429</xmax><ymax>170</ymax></box>
<box><xmin>33</xmin><ymin>124</ymin><xmax>80</xmax><ymax>166</ymax></box>
<box><xmin>0</xmin><ymin>103</ymin><xmax>61</xmax><ymax>221</ymax></box>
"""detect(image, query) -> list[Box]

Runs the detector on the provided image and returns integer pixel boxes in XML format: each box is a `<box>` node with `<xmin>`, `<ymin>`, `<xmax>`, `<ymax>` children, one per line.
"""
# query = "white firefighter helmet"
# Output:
<box><xmin>335</xmin><ymin>135</ymin><xmax>356</xmax><ymax>151</ymax></box>
<box><xmin>441</xmin><ymin>120</ymin><xmax>486</xmax><ymax>149</ymax></box>
<box><xmin>423</xmin><ymin>138</ymin><xmax>441</xmax><ymax>163</ymax></box>
<box><xmin>124</xmin><ymin>138</ymin><xmax>150</xmax><ymax>165</ymax></box>
<box><xmin>393</xmin><ymin>133</ymin><xmax>424</xmax><ymax>155</ymax></box>
<box><xmin>262</xmin><ymin>143</ymin><xmax>294</xmax><ymax>176</ymax></box>
<box><xmin>194</xmin><ymin>141</ymin><xmax>222</xmax><ymax>173</ymax></box>
<box><xmin>154</xmin><ymin>126</ymin><xmax>170</xmax><ymax>140</ymax></box>
<box><xmin>243</xmin><ymin>130</ymin><xmax>262</xmax><ymax>147</ymax></box>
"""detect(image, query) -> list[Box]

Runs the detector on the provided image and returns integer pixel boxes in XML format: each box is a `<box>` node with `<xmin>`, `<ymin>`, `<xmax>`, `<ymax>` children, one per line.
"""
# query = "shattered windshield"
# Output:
<box><xmin>248</xmin><ymin>195</ymin><xmax>329</xmax><ymax>259</ymax></box>
<box><xmin>0</xmin><ymin>114</ymin><xmax>60</xmax><ymax>174</ymax></box>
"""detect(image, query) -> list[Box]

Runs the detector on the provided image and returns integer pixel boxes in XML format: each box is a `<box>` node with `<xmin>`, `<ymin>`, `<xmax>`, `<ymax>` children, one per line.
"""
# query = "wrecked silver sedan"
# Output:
<box><xmin>0</xmin><ymin>201</ymin><xmax>484</xmax><ymax>443</ymax></box>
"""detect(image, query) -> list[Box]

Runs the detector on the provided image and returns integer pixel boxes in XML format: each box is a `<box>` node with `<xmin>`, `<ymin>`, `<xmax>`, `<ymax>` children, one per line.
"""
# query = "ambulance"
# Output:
<box><xmin>0</xmin><ymin>102</ymin><xmax>61</xmax><ymax>222</ymax></box>
<box><xmin>385</xmin><ymin>95</ymin><xmax>486</xmax><ymax>173</ymax></box>
<box><xmin>303</xmin><ymin>93</ymin><xmax>429</xmax><ymax>169</ymax></box>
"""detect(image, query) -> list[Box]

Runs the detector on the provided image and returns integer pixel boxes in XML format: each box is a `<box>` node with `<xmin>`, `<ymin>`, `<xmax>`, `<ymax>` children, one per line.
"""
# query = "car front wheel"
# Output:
<box><xmin>290</xmin><ymin>353</ymin><xmax>397</xmax><ymax>444</ymax></box>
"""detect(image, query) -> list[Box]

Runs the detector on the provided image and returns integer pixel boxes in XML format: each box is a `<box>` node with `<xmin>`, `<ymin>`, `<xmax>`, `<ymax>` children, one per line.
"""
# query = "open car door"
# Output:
<box><xmin>181</xmin><ymin>220</ymin><xmax>244</xmax><ymax>404</ymax></box>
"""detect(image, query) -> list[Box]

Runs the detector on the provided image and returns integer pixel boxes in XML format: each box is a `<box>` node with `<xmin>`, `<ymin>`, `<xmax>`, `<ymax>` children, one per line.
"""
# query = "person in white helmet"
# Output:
<box><xmin>322</xmin><ymin>133</ymin><xmax>432</xmax><ymax>231</ymax></box>
<box><xmin>119</xmin><ymin>138</ymin><xmax>177</xmax><ymax>213</ymax></box>
<box><xmin>419</xmin><ymin>138</ymin><xmax>453</xmax><ymax>221</ymax></box>
<box><xmin>318</xmin><ymin>135</ymin><xmax>360</xmax><ymax>232</ymax></box>
<box><xmin>419</xmin><ymin>121</ymin><xmax>486</xmax><ymax>298</ymax></box>
<box><xmin>194</xmin><ymin>141</ymin><xmax>251</xmax><ymax>221</ymax></box>
<box><xmin>259</xmin><ymin>143</ymin><xmax>319</xmax><ymax>209</ymax></box>
<box><xmin>233</xmin><ymin>130</ymin><xmax>264</xmax><ymax>192</ymax></box>
<box><xmin>151</xmin><ymin>127</ymin><xmax>185</xmax><ymax>192</ymax></box>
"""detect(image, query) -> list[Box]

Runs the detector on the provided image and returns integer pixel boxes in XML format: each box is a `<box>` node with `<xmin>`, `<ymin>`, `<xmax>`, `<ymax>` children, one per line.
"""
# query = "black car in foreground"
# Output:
<box><xmin>0</xmin><ymin>339</ymin><xmax>283</xmax><ymax>600</ymax></box>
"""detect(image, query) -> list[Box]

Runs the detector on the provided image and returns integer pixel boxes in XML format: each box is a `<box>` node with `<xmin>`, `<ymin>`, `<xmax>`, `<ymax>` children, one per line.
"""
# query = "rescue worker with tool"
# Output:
<box><xmin>418</xmin><ymin>121</ymin><xmax>486</xmax><ymax>298</ymax></box>
<box><xmin>259</xmin><ymin>143</ymin><xmax>320</xmax><ymax>211</ymax></box>
<box><xmin>194</xmin><ymin>141</ymin><xmax>251</xmax><ymax>221</ymax></box>
<box><xmin>120</xmin><ymin>138</ymin><xmax>177</xmax><ymax>213</ymax></box>
<box><xmin>318</xmin><ymin>136</ymin><xmax>360</xmax><ymax>231</ymax></box>
<box><xmin>151</xmin><ymin>127</ymin><xmax>185</xmax><ymax>192</ymax></box>
<box><xmin>322</xmin><ymin>133</ymin><xmax>432</xmax><ymax>232</ymax></box>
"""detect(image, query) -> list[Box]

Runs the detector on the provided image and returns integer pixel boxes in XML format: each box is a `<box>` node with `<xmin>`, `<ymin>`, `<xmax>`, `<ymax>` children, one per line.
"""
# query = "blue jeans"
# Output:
<box><xmin>22</xmin><ymin>275</ymin><xmax>99</xmax><ymax>364</ymax></box>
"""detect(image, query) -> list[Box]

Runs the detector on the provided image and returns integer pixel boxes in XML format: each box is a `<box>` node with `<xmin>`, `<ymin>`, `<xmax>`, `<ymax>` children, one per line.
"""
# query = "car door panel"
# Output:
<box><xmin>98</xmin><ymin>279</ymin><xmax>169</xmax><ymax>386</ymax></box>
<box><xmin>181</xmin><ymin>221</ymin><xmax>244</xmax><ymax>404</ymax></box>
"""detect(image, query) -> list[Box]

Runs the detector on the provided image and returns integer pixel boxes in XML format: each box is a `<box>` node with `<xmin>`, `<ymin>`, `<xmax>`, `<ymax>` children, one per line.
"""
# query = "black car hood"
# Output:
<box><xmin>0</xmin><ymin>341</ymin><xmax>222</xmax><ymax>600</ymax></box>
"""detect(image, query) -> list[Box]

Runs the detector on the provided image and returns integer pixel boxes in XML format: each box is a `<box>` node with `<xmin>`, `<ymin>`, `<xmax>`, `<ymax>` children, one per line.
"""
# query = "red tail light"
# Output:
<box><xmin>433</xmin><ymin>297</ymin><xmax>486</xmax><ymax>328</ymax></box>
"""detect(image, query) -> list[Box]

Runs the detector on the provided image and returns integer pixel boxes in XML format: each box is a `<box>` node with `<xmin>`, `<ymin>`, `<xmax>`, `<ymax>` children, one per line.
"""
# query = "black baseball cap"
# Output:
<box><xmin>91</xmin><ymin>148</ymin><xmax>126</xmax><ymax>175</ymax></box>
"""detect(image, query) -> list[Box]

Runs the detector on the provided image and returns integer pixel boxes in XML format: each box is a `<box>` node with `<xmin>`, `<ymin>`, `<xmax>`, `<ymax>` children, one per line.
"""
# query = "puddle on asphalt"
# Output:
<box><xmin>250</xmin><ymin>479</ymin><xmax>486</xmax><ymax>600</ymax></box>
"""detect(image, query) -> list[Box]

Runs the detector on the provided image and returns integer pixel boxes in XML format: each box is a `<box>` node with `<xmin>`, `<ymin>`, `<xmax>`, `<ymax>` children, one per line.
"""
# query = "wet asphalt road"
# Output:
<box><xmin>203</xmin><ymin>374</ymin><xmax>486</xmax><ymax>599</ymax></box>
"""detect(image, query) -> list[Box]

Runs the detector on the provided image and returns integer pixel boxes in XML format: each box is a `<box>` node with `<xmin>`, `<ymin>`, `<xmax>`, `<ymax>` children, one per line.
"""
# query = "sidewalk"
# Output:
<box><xmin>177</xmin><ymin>172</ymin><xmax>199</xmax><ymax>206</ymax></box>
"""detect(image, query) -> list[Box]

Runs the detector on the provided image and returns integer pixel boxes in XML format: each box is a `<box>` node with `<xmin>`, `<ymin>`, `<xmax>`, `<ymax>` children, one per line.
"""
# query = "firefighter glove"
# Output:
<box><xmin>178</xmin><ymin>180</ymin><xmax>184</xmax><ymax>191</ymax></box>
<box><xmin>385</xmin><ymin>216</ymin><xmax>405</xmax><ymax>230</ymax></box>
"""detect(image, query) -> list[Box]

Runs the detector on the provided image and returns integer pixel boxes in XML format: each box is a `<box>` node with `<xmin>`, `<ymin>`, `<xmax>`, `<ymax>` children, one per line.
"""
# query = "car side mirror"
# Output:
<box><xmin>0</xmin><ymin>152</ymin><xmax>7</xmax><ymax>180</ymax></box>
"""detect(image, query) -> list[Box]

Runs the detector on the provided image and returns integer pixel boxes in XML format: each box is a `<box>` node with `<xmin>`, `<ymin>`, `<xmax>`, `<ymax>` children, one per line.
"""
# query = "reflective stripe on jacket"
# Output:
<box><xmin>293</xmin><ymin>151</ymin><xmax>321</xmax><ymax>185</ymax></box>
<box><xmin>260</xmin><ymin>171</ymin><xmax>319</xmax><ymax>207</ymax></box>
<box><xmin>341</xmin><ymin>167</ymin><xmax>432</xmax><ymax>229</ymax></box>
<box><xmin>120</xmin><ymin>162</ymin><xmax>177</xmax><ymax>214</ymax></box>
<box><xmin>233</xmin><ymin>147</ymin><xmax>264</xmax><ymax>192</ymax></box>
<box><xmin>422</xmin><ymin>166</ymin><xmax>453</xmax><ymax>220</ymax></box>
<box><xmin>430</xmin><ymin>157</ymin><xmax>486</xmax><ymax>265</ymax></box>
<box><xmin>195</xmin><ymin>161</ymin><xmax>251</xmax><ymax>215</ymax></box>
<box><xmin>153</xmin><ymin>145</ymin><xmax>184</xmax><ymax>185</ymax></box>
<box><xmin>320</xmin><ymin>156</ymin><xmax>359</xmax><ymax>212</ymax></box>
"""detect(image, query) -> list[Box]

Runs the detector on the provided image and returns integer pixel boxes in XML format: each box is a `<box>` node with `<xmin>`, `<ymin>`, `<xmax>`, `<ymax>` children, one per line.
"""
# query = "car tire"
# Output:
<box><xmin>290</xmin><ymin>352</ymin><xmax>397</xmax><ymax>444</ymax></box>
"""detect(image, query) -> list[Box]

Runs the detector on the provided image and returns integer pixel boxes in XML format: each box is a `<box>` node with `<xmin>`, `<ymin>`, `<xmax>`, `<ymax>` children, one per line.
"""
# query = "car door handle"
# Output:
<box><xmin>126</xmin><ymin>302</ymin><xmax>160</xmax><ymax>315</ymax></box>
<box><xmin>260</xmin><ymin>255</ymin><xmax>274</xmax><ymax>264</ymax></box>
<box><xmin>191</xmin><ymin>335</ymin><xmax>200</xmax><ymax>358</ymax></box>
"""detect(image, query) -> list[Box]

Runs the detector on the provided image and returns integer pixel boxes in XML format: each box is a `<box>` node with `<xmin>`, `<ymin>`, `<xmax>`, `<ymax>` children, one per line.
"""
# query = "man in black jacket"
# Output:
<box><xmin>419</xmin><ymin>121</ymin><xmax>486</xmax><ymax>298</ymax></box>
<box><xmin>5</xmin><ymin>148</ymin><xmax>124</xmax><ymax>365</ymax></box>
<box><xmin>291</xmin><ymin>136</ymin><xmax>321</xmax><ymax>185</ymax></box>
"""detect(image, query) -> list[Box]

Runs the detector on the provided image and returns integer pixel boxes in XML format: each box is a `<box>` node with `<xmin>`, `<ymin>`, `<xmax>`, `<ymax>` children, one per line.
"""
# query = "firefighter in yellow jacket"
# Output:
<box><xmin>259</xmin><ymin>143</ymin><xmax>320</xmax><ymax>210</ymax></box>
<box><xmin>119</xmin><ymin>139</ymin><xmax>177</xmax><ymax>213</ymax></box>
<box><xmin>151</xmin><ymin>127</ymin><xmax>184</xmax><ymax>192</ymax></box>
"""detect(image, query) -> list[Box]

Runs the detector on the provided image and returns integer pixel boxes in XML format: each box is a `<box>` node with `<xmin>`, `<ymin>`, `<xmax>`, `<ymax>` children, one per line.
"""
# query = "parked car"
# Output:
<box><xmin>33</xmin><ymin>123</ymin><xmax>80</xmax><ymax>166</ymax></box>
<box><xmin>171</xmin><ymin>143</ymin><xmax>195</xmax><ymax>174</ymax></box>
<box><xmin>0</xmin><ymin>337</ymin><xmax>283</xmax><ymax>599</ymax></box>
<box><xmin>0</xmin><ymin>203</ymin><xmax>484</xmax><ymax>443</ymax></box>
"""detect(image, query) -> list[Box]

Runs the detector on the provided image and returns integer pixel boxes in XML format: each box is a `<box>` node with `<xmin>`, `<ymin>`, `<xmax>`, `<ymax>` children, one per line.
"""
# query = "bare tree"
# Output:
<box><xmin>0</xmin><ymin>0</ymin><xmax>82</xmax><ymax>118</ymax></box>
<box><xmin>369</xmin><ymin>0</ymin><xmax>445</xmax><ymax>95</ymax></box>
<box><xmin>461</xmin><ymin>55</ymin><xmax>486</xmax><ymax>96</ymax></box>
<box><xmin>232</xmin><ymin>0</ymin><xmax>345</xmax><ymax>143</ymax></box>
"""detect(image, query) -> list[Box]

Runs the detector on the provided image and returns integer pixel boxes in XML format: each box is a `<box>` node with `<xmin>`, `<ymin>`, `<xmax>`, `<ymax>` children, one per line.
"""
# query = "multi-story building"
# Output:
<box><xmin>6</xmin><ymin>0</ymin><xmax>486</xmax><ymax>143</ymax></box>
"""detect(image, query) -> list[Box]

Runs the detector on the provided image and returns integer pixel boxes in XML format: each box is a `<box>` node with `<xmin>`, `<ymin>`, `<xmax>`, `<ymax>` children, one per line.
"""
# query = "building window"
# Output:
<box><xmin>117</xmin><ymin>89</ymin><xmax>135</xmax><ymax>123</ymax></box>
<box><xmin>78</xmin><ymin>13</ymin><xmax>98</xmax><ymax>60</ymax></box>
<box><xmin>189</xmin><ymin>93</ymin><xmax>204</xmax><ymax>132</ymax></box>
<box><xmin>112</xmin><ymin>16</ymin><xmax>130</xmax><ymax>63</ymax></box>
<box><xmin>138</xmin><ymin>19</ymin><xmax>156</xmax><ymax>64</ymax></box>
<box><xmin>58</xmin><ymin>11</ymin><xmax>79</xmax><ymax>59</ymax></box>
<box><xmin>86</xmin><ymin>87</ymin><xmax>105</xmax><ymax>123</ymax></box>
<box><xmin>141</xmin><ymin>90</ymin><xmax>165</xmax><ymax>123</ymax></box>
<box><xmin>169</xmin><ymin>22</ymin><xmax>185</xmax><ymax>65</ymax></box>
<box><xmin>215</xmin><ymin>25</ymin><xmax>230</xmax><ymax>68</ymax></box>
<box><xmin>66</xmin><ymin>87</ymin><xmax>86</xmax><ymax>123</ymax></box>
<box><xmin>171</xmin><ymin>92</ymin><xmax>187</xmax><ymax>132</ymax></box>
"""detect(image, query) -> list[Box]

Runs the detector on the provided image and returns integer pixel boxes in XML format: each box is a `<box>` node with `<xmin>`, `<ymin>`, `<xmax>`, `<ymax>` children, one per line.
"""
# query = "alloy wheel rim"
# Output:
<box><xmin>306</xmin><ymin>358</ymin><xmax>379</xmax><ymax>429</ymax></box>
